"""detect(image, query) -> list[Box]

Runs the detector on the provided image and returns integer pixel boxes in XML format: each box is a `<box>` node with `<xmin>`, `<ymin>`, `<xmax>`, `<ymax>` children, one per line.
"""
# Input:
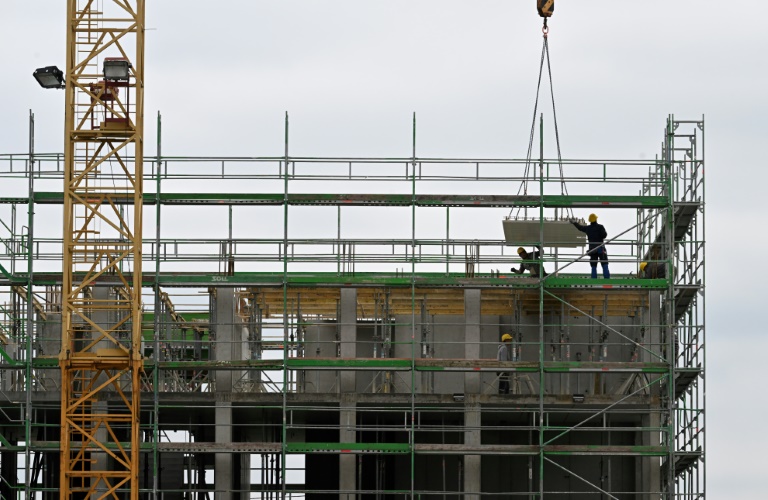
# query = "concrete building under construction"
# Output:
<box><xmin>0</xmin><ymin>1</ymin><xmax>704</xmax><ymax>499</ymax></box>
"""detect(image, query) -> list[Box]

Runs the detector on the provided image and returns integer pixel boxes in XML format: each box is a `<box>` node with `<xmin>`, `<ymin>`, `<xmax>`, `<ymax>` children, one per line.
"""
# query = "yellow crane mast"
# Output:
<box><xmin>59</xmin><ymin>1</ymin><xmax>144</xmax><ymax>498</ymax></box>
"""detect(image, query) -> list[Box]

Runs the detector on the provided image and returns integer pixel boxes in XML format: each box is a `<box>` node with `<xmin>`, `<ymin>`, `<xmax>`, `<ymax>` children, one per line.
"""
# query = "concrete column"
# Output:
<box><xmin>0</xmin><ymin>339</ymin><xmax>17</xmax><ymax>391</ymax></box>
<box><xmin>640</xmin><ymin>412</ymin><xmax>662</xmax><ymax>500</ymax></box>
<box><xmin>464</xmin><ymin>290</ymin><xmax>481</xmax><ymax>394</ymax></box>
<box><xmin>212</xmin><ymin>289</ymin><xmax>238</xmax><ymax>500</ymax></box>
<box><xmin>240</xmin><ymin>453</ymin><xmax>251</xmax><ymax>500</ymax></box>
<box><xmin>92</xmin><ymin>400</ymin><xmax>109</xmax><ymax>497</ymax></box>
<box><xmin>213</xmin><ymin>288</ymin><xmax>243</xmax><ymax>392</ymax></box>
<box><xmin>339</xmin><ymin>289</ymin><xmax>357</xmax><ymax>497</ymax></box>
<box><xmin>91</xmin><ymin>287</ymin><xmax>113</xmax><ymax>497</ymax></box>
<box><xmin>464</xmin><ymin>404</ymin><xmax>481</xmax><ymax>498</ymax></box>
<box><xmin>339</xmin><ymin>395</ymin><xmax>356</xmax><ymax>499</ymax></box>
<box><xmin>92</xmin><ymin>286</ymin><xmax>116</xmax><ymax>350</ymax></box>
<box><xmin>39</xmin><ymin>312</ymin><xmax>62</xmax><ymax>390</ymax></box>
<box><xmin>214</xmin><ymin>402</ymin><xmax>233</xmax><ymax>500</ymax></box>
<box><xmin>339</xmin><ymin>288</ymin><xmax>357</xmax><ymax>393</ymax></box>
<box><xmin>645</xmin><ymin>292</ymin><xmax>661</xmax><ymax>363</ymax></box>
<box><xmin>157</xmin><ymin>304</ymin><xmax>170</xmax><ymax>389</ymax></box>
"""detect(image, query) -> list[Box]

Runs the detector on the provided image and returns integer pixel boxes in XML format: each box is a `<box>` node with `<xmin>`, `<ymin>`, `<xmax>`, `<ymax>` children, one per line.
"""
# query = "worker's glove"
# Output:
<box><xmin>510</xmin><ymin>267</ymin><xmax>518</xmax><ymax>273</ymax></box>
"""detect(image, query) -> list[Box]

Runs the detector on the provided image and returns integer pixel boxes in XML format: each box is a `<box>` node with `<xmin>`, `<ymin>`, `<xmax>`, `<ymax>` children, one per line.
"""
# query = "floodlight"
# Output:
<box><xmin>103</xmin><ymin>58</ymin><xmax>131</xmax><ymax>81</ymax></box>
<box><xmin>33</xmin><ymin>66</ymin><xmax>65</xmax><ymax>89</ymax></box>
<box><xmin>572</xmin><ymin>394</ymin><xmax>585</xmax><ymax>403</ymax></box>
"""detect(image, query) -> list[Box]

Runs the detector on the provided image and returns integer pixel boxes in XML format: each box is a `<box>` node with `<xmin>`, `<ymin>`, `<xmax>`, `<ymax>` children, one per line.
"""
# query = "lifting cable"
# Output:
<box><xmin>512</xmin><ymin>10</ymin><xmax>573</xmax><ymax>221</ymax></box>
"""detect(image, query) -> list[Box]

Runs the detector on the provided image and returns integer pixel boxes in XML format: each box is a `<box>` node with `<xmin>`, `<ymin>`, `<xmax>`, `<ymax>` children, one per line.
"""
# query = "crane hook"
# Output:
<box><xmin>537</xmin><ymin>0</ymin><xmax>555</xmax><ymax>19</ymax></box>
<box><xmin>537</xmin><ymin>0</ymin><xmax>553</xmax><ymax>37</ymax></box>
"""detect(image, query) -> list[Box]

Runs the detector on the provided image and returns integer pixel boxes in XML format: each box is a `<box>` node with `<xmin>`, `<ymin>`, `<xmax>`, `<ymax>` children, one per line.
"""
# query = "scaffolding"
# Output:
<box><xmin>0</xmin><ymin>114</ymin><xmax>704</xmax><ymax>498</ymax></box>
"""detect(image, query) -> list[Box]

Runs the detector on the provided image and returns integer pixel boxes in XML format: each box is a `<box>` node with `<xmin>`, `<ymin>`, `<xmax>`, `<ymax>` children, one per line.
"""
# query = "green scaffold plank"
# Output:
<box><xmin>286</xmin><ymin>442</ymin><xmax>410</xmax><ymax>453</ymax></box>
<box><xmin>22</xmin><ymin>271</ymin><xmax>668</xmax><ymax>289</ymax></box>
<box><xmin>20</xmin><ymin>192</ymin><xmax>669</xmax><ymax>208</ymax></box>
<box><xmin>156</xmin><ymin>272</ymin><xmax>668</xmax><ymax>289</ymax></box>
<box><xmin>32</xmin><ymin>357</ymin><xmax>59</xmax><ymax>368</ymax></box>
<box><xmin>545</xmin><ymin>445</ymin><xmax>667</xmax><ymax>456</ymax></box>
<box><xmin>543</xmin><ymin>195</ymin><xmax>668</xmax><ymax>208</ymax></box>
<box><xmin>544</xmin><ymin>362</ymin><xmax>668</xmax><ymax>373</ymax></box>
<box><xmin>543</xmin><ymin>276</ymin><xmax>667</xmax><ymax>289</ymax></box>
<box><xmin>286</xmin><ymin>358</ymin><xmax>412</xmax><ymax>370</ymax></box>
<box><xmin>148</xmin><ymin>360</ymin><xmax>283</xmax><ymax>370</ymax></box>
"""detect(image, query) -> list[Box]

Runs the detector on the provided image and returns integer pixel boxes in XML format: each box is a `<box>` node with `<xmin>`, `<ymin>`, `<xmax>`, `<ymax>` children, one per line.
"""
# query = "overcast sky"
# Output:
<box><xmin>1</xmin><ymin>0</ymin><xmax>766</xmax><ymax>496</ymax></box>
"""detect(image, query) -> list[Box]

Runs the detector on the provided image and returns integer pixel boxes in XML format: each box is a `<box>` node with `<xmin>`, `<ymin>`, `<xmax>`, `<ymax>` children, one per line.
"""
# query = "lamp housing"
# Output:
<box><xmin>103</xmin><ymin>58</ymin><xmax>131</xmax><ymax>81</ymax></box>
<box><xmin>33</xmin><ymin>66</ymin><xmax>65</xmax><ymax>89</ymax></box>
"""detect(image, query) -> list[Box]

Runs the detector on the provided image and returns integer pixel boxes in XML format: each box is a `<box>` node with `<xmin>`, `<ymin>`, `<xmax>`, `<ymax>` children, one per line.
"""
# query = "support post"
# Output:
<box><xmin>464</xmin><ymin>405</ymin><xmax>481</xmax><ymax>499</ymax></box>
<box><xmin>464</xmin><ymin>289</ymin><xmax>481</xmax><ymax>394</ymax></box>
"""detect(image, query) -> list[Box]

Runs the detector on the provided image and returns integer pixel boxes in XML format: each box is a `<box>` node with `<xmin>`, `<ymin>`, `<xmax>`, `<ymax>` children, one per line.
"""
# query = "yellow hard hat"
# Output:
<box><xmin>501</xmin><ymin>333</ymin><xmax>513</xmax><ymax>342</ymax></box>
<box><xmin>639</xmin><ymin>262</ymin><xmax>648</xmax><ymax>272</ymax></box>
<box><xmin>517</xmin><ymin>247</ymin><xmax>525</xmax><ymax>255</ymax></box>
<box><xmin>588</xmin><ymin>213</ymin><xmax>598</xmax><ymax>223</ymax></box>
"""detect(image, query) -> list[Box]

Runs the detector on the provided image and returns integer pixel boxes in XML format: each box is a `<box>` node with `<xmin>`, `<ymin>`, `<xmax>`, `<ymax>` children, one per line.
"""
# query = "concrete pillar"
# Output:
<box><xmin>640</xmin><ymin>412</ymin><xmax>662</xmax><ymax>500</ymax></box>
<box><xmin>339</xmin><ymin>395</ymin><xmax>356</xmax><ymax>499</ymax></box>
<box><xmin>240</xmin><ymin>453</ymin><xmax>251</xmax><ymax>500</ymax></box>
<box><xmin>91</xmin><ymin>287</ymin><xmax>113</xmax><ymax>497</ymax></box>
<box><xmin>339</xmin><ymin>288</ymin><xmax>357</xmax><ymax>393</ymax></box>
<box><xmin>156</xmin><ymin>302</ymin><xmax>170</xmax><ymax>390</ymax></box>
<box><xmin>464</xmin><ymin>290</ymin><xmax>481</xmax><ymax>394</ymax></box>
<box><xmin>0</xmin><ymin>339</ymin><xmax>17</xmax><ymax>391</ymax></box>
<box><xmin>214</xmin><ymin>402</ymin><xmax>233</xmax><ymax>500</ymax></box>
<box><xmin>213</xmin><ymin>288</ymin><xmax>241</xmax><ymax>392</ymax></box>
<box><xmin>464</xmin><ymin>404</ymin><xmax>481</xmax><ymax>498</ymax></box>
<box><xmin>212</xmin><ymin>289</ymin><xmax>239</xmax><ymax>500</ymax></box>
<box><xmin>39</xmin><ymin>312</ymin><xmax>61</xmax><ymax>390</ymax></box>
<box><xmin>339</xmin><ymin>289</ymin><xmax>357</xmax><ymax>497</ymax></box>
<box><xmin>645</xmin><ymin>292</ymin><xmax>661</xmax><ymax>363</ymax></box>
<box><xmin>92</xmin><ymin>286</ymin><xmax>117</xmax><ymax>350</ymax></box>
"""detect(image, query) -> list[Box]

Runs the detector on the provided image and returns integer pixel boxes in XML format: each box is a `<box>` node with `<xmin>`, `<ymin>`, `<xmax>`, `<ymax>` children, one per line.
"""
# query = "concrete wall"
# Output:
<box><xmin>295</xmin><ymin>289</ymin><xmax>660</xmax><ymax>397</ymax></box>
<box><xmin>223</xmin><ymin>287</ymin><xmax>663</xmax><ymax>497</ymax></box>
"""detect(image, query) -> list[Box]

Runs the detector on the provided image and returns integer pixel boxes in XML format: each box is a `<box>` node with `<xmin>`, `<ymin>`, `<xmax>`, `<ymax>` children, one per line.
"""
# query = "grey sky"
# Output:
<box><xmin>1</xmin><ymin>0</ymin><xmax>765</xmax><ymax>496</ymax></box>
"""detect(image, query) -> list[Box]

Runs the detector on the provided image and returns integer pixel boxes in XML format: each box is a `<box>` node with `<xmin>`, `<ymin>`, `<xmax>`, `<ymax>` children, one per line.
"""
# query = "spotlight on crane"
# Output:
<box><xmin>103</xmin><ymin>57</ymin><xmax>131</xmax><ymax>81</ymax></box>
<box><xmin>32</xmin><ymin>66</ymin><xmax>65</xmax><ymax>89</ymax></box>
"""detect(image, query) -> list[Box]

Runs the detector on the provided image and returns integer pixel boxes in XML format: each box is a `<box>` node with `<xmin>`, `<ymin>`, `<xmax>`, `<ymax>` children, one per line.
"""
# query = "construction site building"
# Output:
<box><xmin>0</xmin><ymin>112</ymin><xmax>704</xmax><ymax>498</ymax></box>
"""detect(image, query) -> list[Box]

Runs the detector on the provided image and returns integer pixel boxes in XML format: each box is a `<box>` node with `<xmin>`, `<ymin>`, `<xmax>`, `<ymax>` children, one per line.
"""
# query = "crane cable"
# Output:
<box><xmin>511</xmin><ymin>19</ymin><xmax>573</xmax><ymax>220</ymax></box>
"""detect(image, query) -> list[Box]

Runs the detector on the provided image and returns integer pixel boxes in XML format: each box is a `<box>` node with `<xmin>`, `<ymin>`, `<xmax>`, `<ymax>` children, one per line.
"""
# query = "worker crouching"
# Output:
<box><xmin>640</xmin><ymin>261</ymin><xmax>666</xmax><ymax>279</ymax></box>
<box><xmin>511</xmin><ymin>246</ymin><xmax>548</xmax><ymax>278</ymax></box>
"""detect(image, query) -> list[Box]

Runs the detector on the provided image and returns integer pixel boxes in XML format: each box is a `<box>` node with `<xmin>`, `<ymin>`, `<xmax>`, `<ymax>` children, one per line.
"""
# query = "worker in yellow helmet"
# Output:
<box><xmin>511</xmin><ymin>246</ymin><xmax>548</xmax><ymax>278</ymax></box>
<box><xmin>497</xmin><ymin>333</ymin><xmax>514</xmax><ymax>394</ymax></box>
<box><xmin>570</xmin><ymin>214</ymin><xmax>610</xmax><ymax>279</ymax></box>
<box><xmin>639</xmin><ymin>261</ymin><xmax>666</xmax><ymax>279</ymax></box>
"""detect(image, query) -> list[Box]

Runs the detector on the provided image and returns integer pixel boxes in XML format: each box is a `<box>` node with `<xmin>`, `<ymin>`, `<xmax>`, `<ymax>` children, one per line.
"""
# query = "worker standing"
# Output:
<box><xmin>639</xmin><ymin>261</ymin><xmax>666</xmax><ymax>279</ymax></box>
<box><xmin>497</xmin><ymin>333</ymin><xmax>513</xmax><ymax>394</ymax></box>
<box><xmin>571</xmin><ymin>214</ymin><xmax>610</xmax><ymax>279</ymax></box>
<box><xmin>511</xmin><ymin>246</ymin><xmax>548</xmax><ymax>278</ymax></box>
